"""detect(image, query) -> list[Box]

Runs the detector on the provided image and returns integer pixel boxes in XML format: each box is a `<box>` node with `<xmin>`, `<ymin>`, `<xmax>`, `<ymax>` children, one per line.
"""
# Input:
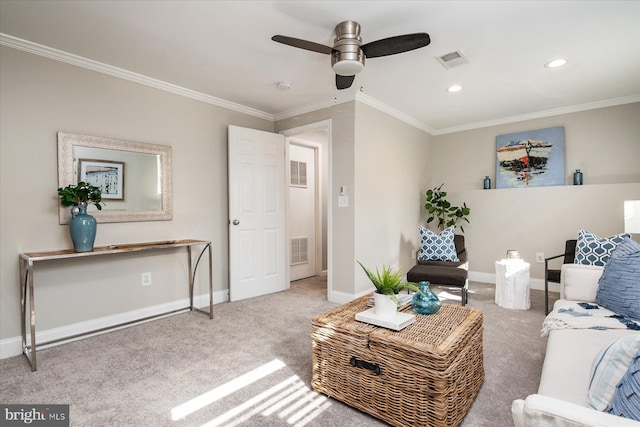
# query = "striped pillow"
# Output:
<box><xmin>588</xmin><ymin>335</ymin><xmax>640</xmax><ymax>411</ymax></box>
<box><xmin>606</xmin><ymin>349</ymin><xmax>640</xmax><ymax>420</ymax></box>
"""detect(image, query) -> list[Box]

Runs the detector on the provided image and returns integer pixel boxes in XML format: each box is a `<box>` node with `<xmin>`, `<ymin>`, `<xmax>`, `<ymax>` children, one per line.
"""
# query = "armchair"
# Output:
<box><xmin>544</xmin><ymin>239</ymin><xmax>577</xmax><ymax>314</ymax></box>
<box><xmin>407</xmin><ymin>235</ymin><xmax>469</xmax><ymax>305</ymax></box>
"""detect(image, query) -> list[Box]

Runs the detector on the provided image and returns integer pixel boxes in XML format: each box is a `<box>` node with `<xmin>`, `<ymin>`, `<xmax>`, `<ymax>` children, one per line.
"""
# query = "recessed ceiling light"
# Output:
<box><xmin>545</xmin><ymin>59</ymin><xmax>567</xmax><ymax>68</ymax></box>
<box><xmin>277</xmin><ymin>81</ymin><xmax>291</xmax><ymax>90</ymax></box>
<box><xmin>447</xmin><ymin>85</ymin><xmax>462</xmax><ymax>93</ymax></box>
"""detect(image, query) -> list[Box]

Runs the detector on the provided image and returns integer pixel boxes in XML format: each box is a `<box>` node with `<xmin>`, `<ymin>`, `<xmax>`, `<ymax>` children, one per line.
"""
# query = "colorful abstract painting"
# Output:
<box><xmin>496</xmin><ymin>126</ymin><xmax>565</xmax><ymax>189</ymax></box>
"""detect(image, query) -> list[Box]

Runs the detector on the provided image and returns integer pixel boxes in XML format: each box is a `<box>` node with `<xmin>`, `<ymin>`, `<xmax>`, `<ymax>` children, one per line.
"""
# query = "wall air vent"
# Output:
<box><xmin>436</xmin><ymin>50</ymin><xmax>468</xmax><ymax>69</ymax></box>
<box><xmin>290</xmin><ymin>160</ymin><xmax>307</xmax><ymax>187</ymax></box>
<box><xmin>291</xmin><ymin>237</ymin><xmax>308</xmax><ymax>265</ymax></box>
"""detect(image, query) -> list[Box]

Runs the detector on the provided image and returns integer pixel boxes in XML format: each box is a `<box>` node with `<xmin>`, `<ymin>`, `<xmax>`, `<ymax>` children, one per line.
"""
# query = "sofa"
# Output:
<box><xmin>512</xmin><ymin>262</ymin><xmax>640</xmax><ymax>427</ymax></box>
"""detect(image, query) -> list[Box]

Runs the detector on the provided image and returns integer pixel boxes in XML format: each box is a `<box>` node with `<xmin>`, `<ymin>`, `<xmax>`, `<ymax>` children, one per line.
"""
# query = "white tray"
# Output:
<box><xmin>355</xmin><ymin>308</ymin><xmax>416</xmax><ymax>331</ymax></box>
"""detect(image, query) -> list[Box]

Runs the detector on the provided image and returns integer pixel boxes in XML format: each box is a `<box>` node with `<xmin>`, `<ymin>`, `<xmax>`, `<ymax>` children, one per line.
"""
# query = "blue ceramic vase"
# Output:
<box><xmin>69</xmin><ymin>204</ymin><xmax>97</xmax><ymax>252</ymax></box>
<box><xmin>412</xmin><ymin>281</ymin><xmax>441</xmax><ymax>315</ymax></box>
<box><xmin>573</xmin><ymin>169</ymin><xmax>583</xmax><ymax>185</ymax></box>
<box><xmin>483</xmin><ymin>176</ymin><xmax>491</xmax><ymax>189</ymax></box>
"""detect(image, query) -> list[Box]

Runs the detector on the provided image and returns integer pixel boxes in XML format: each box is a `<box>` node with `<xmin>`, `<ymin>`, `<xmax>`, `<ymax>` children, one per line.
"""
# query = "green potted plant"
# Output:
<box><xmin>58</xmin><ymin>181</ymin><xmax>104</xmax><ymax>210</ymax></box>
<box><xmin>358</xmin><ymin>261</ymin><xmax>421</xmax><ymax>317</ymax></box>
<box><xmin>58</xmin><ymin>182</ymin><xmax>103</xmax><ymax>252</ymax></box>
<box><xmin>424</xmin><ymin>183</ymin><xmax>471</xmax><ymax>232</ymax></box>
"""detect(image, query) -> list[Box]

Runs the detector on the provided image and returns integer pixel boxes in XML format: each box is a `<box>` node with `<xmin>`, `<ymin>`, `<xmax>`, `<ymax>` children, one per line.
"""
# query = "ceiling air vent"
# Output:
<box><xmin>436</xmin><ymin>50</ymin><xmax>468</xmax><ymax>69</ymax></box>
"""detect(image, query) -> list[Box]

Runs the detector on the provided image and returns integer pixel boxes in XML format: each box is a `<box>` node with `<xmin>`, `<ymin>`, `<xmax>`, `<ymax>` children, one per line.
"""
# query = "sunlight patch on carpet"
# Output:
<box><xmin>170</xmin><ymin>358</ymin><xmax>331</xmax><ymax>426</ymax></box>
<box><xmin>438</xmin><ymin>290</ymin><xmax>461</xmax><ymax>302</ymax></box>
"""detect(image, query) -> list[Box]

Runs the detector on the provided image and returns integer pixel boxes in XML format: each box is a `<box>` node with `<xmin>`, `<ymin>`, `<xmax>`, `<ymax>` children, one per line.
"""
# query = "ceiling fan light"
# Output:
<box><xmin>332</xmin><ymin>59</ymin><xmax>364</xmax><ymax>76</ymax></box>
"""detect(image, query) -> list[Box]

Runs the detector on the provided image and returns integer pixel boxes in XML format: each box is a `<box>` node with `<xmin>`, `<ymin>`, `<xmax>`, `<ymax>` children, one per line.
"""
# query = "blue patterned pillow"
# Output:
<box><xmin>595</xmin><ymin>237</ymin><xmax>640</xmax><ymax>320</ymax></box>
<box><xmin>606</xmin><ymin>349</ymin><xmax>640</xmax><ymax>421</ymax></box>
<box><xmin>418</xmin><ymin>226</ymin><xmax>459</xmax><ymax>262</ymax></box>
<box><xmin>574</xmin><ymin>229</ymin><xmax>631</xmax><ymax>266</ymax></box>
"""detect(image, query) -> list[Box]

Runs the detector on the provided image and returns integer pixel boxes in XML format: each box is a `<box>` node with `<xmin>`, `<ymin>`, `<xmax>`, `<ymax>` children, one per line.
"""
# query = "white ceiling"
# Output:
<box><xmin>1</xmin><ymin>1</ymin><xmax>639</xmax><ymax>134</ymax></box>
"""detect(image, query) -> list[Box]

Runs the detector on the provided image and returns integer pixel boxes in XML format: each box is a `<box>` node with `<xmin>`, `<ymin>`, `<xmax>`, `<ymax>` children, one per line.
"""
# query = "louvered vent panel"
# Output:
<box><xmin>290</xmin><ymin>160</ymin><xmax>307</xmax><ymax>187</ymax></box>
<box><xmin>290</xmin><ymin>161</ymin><xmax>299</xmax><ymax>185</ymax></box>
<box><xmin>291</xmin><ymin>237</ymin><xmax>308</xmax><ymax>265</ymax></box>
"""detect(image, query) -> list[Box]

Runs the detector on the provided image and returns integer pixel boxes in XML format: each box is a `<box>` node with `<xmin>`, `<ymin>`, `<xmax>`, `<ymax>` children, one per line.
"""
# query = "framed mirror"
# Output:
<box><xmin>58</xmin><ymin>132</ymin><xmax>172</xmax><ymax>224</ymax></box>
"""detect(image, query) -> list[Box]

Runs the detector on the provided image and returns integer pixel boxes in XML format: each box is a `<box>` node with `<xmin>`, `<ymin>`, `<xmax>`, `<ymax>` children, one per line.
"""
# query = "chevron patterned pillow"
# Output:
<box><xmin>418</xmin><ymin>225</ymin><xmax>459</xmax><ymax>262</ymax></box>
<box><xmin>574</xmin><ymin>229</ymin><xmax>631</xmax><ymax>266</ymax></box>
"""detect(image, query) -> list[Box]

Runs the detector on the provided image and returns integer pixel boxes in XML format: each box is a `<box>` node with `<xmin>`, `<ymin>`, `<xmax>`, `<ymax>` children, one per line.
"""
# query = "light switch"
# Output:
<box><xmin>338</xmin><ymin>195</ymin><xmax>349</xmax><ymax>208</ymax></box>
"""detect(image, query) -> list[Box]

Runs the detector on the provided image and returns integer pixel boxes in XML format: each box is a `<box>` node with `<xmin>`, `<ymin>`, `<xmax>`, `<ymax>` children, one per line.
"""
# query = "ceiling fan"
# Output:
<box><xmin>272</xmin><ymin>21</ymin><xmax>431</xmax><ymax>90</ymax></box>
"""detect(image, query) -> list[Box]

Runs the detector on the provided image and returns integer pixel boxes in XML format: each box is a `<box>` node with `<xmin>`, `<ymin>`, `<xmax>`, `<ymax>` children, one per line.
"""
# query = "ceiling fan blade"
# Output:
<box><xmin>361</xmin><ymin>33</ymin><xmax>431</xmax><ymax>58</ymax></box>
<box><xmin>336</xmin><ymin>75</ymin><xmax>355</xmax><ymax>90</ymax></box>
<box><xmin>271</xmin><ymin>35</ymin><xmax>334</xmax><ymax>55</ymax></box>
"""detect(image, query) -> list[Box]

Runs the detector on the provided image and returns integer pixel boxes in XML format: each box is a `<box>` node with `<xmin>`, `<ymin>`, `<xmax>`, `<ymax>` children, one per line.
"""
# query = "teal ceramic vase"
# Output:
<box><xmin>69</xmin><ymin>204</ymin><xmax>97</xmax><ymax>252</ymax></box>
<box><xmin>412</xmin><ymin>281</ymin><xmax>441</xmax><ymax>315</ymax></box>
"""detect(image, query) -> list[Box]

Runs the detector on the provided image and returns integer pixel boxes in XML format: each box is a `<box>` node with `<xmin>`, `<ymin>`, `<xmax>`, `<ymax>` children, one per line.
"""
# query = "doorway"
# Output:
<box><xmin>288</xmin><ymin>142</ymin><xmax>317</xmax><ymax>281</ymax></box>
<box><xmin>280</xmin><ymin>121</ymin><xmax>330</xmax><ymax>298</ymax></box>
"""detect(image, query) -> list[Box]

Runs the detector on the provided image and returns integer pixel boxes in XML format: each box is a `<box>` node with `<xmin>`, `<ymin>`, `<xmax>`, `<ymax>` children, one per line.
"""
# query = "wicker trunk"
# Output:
<box><xmin>311</xmin><ymin>295</ymin><xmax>484</xmax><ymax>427</ymax></box>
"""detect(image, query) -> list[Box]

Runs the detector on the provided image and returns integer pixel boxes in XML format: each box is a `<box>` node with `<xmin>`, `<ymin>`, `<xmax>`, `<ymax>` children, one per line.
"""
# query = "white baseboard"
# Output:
<box><xmin>0</xmin><ymin>290</ymin><xmax>228</xmax><ymax>359</ymax></box>
<box><xmin>329</xmin><ymin>271</ymin><xmax>560</xmax><ymax>306</ymax></box>
<box><xmin>468</xmin><ymin>270</ymin><xmax>559</xmax><ymax>293</ymax></box>
<box><xmin>468</xmin><ymin>271</ymin><xmax>496</xmax><ymax>284</ymax></box>
<box><xmin>3</xmin><ymin>274</ymin><xmax>559</xmax><ymax>359</ymax></box>
<box><xmin>328</xmin><ymin>288</ymin><xmax>372</xmax><ymax>305</ymax></box>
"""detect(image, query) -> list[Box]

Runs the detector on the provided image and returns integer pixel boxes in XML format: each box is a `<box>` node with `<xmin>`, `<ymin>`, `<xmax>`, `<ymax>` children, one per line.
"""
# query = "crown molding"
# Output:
<box><xmin>432</xmin><ymin>95</ymin><xmax>640</xmax><ymax>135</ymax></box>
<box><xmin>3</xmin><ymin>33</ymin><xmax>637</xmax><ymax>135</ymax></box>
<box><xmin>0</xmin><ymin>33</ymin><xmax>274</xmax><ymax>121</ymax></box>
<box><xmin>273</xmin><ymin>91</ymin><xmax>437</xmax><ymax>134</ymax></box>
<box><xmin>354</xmin><ymin>92</ymin><xmax>436</xmax><ymax>134</ymax></box>
<box><xmin>273</xmin><ymin>93</ymin><xmax>357</xmax><ymax>122</ymax></box>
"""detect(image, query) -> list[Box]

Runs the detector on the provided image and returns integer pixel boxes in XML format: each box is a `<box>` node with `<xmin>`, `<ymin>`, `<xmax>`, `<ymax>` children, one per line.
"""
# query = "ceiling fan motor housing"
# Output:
<box><xmin>331</xmin><ymin>21</ymin><xmax>365</xmax><ymax>76</ymax></box>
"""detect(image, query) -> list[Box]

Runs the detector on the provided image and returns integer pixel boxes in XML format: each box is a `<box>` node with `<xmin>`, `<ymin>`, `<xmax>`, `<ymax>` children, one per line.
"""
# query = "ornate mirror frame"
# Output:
<box><xmin>58</xmin><ymin>132</ymin><xmax>172</xmax><ymax>224</ymax></box>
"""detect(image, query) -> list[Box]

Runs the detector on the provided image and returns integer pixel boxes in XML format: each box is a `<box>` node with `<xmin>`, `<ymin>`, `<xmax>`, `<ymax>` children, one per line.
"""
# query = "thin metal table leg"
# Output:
<box><xmin>28</xmin><ymin>259</ymin><xmax>37</xmax><ymax>371</ymax></box>
<box><xmin>208</xmin><ymin>243</ymin><xmax>213</xmax><ymax>319</ymax></box>
<box><xmin>19</xmin><ymin>258</ymin><xmax>28</xmax><ymax>369</ymax></box>
<box><xmin>188</xmin><ymin>246</ymin><xmax>194</xmax><ymax>311</ymax></box>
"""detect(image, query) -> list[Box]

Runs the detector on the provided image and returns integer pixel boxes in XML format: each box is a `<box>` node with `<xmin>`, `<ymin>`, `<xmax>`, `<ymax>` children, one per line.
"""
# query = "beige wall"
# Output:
<box><xmin>276</xmin><ymin>102</ymin><xmax>356</xmax><ymax>297</ymax></box>
<box><xmin>276</xmin><ymin>102</ymin><xmax>433</xmax><ymax>299</ymax></box>
<box><xmin>430</xmin><ymin>103</ymin><xmax>640</xmax><ymax>283</ymax></box>
<box><xmin>353</xmin><ymin>102</ymin><xmax>432</xmax><ymax>294</ymax></box>
<box><xmin>0</xmin><ymin>47</ymin><xmax>273</xmax><ymax>349</ymax></box>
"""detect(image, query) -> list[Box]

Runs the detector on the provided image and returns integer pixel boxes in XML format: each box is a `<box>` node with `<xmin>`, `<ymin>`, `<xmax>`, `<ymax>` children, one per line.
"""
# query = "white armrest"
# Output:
<box><xmin>560</xmin><ymin>264</ymin><xmax>604</xmax><ymax>301</ymax></box>
<box><xmin>512</xmin><ymin>395</ymin><xmax>640</xmax><ymax>427</ymax></box>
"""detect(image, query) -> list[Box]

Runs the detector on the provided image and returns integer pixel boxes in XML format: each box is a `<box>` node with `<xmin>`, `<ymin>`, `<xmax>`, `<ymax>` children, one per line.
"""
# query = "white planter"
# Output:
<box><xmin>373</xmin><ymin>292</ymin><xmax>398</xmax><ymax>317</ymax></box>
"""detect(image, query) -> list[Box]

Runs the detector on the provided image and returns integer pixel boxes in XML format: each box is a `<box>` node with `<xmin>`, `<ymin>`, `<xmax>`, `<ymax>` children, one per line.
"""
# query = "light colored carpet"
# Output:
<box><xmin>0</xmin><ymin>278</ymin><xmax>556</xmax><ymax>427</ymax></box>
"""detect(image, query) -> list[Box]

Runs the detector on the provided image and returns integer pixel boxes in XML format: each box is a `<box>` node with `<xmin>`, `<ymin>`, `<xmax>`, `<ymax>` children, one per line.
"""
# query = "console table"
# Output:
<box><xmin>19</xmin><ymin>239</ymin><xmax>213</xmax><ymax>371</ymax></box>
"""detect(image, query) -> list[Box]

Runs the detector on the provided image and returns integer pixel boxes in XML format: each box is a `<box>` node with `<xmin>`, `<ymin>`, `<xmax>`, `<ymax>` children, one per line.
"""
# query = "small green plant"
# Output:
<box><xmin>58</xmin><ymin>182</ymin><xmax>104</xmax><ymax>210</ymax></box>
<box><xmin>357</xmin><ymin>261</ymin><xmax>420</xmax><ymax>306</ymax></box>
<box><xmin>424</xmin><ymin>183</ymin><xmax>470</xmax><ymax>232</ymax></box>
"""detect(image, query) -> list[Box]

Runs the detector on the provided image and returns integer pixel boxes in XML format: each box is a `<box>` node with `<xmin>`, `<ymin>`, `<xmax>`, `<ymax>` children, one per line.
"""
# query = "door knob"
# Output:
<box><xmin>232</xmin><ymin>219</ymin><xmax>240</xmax><ymax>225</ymax></box>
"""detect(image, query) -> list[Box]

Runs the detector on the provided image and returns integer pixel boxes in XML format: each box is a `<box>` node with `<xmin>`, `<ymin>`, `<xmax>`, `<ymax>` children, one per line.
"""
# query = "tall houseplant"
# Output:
<box><xmin>58</xmin><ymin>182</ymin><xmax>103</xmax><ymax>252</ymax></box>
<box><xmin>424</xmin><ymin>183</ymin><xmax>471</xmax><ymax>232</ymax></box>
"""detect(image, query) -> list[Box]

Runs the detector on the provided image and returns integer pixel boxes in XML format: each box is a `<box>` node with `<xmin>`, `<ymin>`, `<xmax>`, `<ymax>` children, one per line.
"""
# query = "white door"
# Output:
<box><xmin>289</xmin><ymin>144</ymin><xmax>316</xmax><ymax>281</ymax></box>
<box><xmin>228</xmin><ymin>125</ymin><xmax>287</xmax><ymax>301</ymax></box>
